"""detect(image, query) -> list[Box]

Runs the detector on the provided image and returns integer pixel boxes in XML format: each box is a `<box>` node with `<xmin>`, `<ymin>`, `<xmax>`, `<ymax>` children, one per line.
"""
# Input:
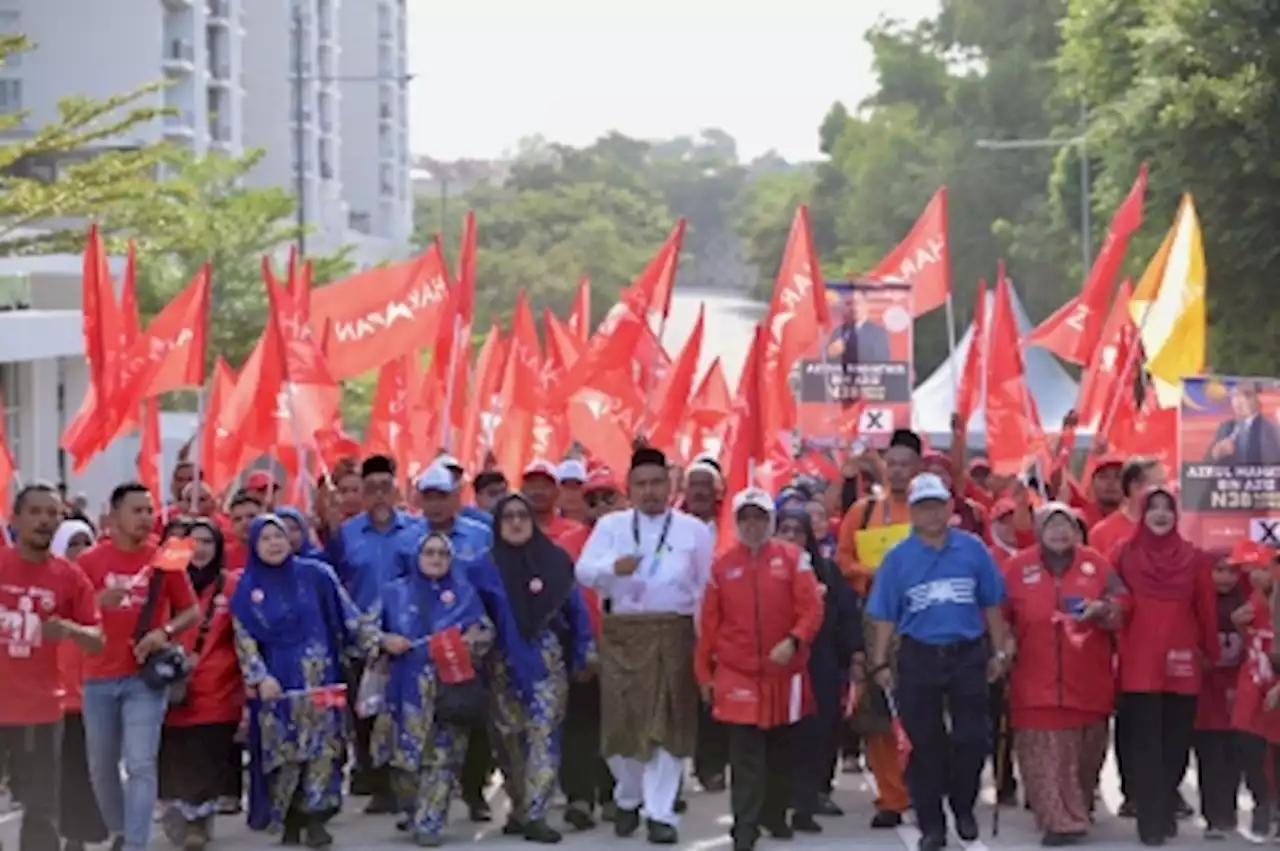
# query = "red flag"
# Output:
<box><xmin>867</xmin><ymin>187</ymin><xmax>950</xmax><ymax>317</ymax></box>
<box><xmin>1026</xmin><ymin>165</ymin><xmax>1147</xmax><ymax>364</ymax></box>
<box><xmin>716</xmin><ymin>325</ymin><xmax>766</xmax><ymax>556</ymax></box>
<box><xmin>567</xmin><ymin>389</ymin><xmax>635</xmax><ymax>479</ymax></box>
<box><xmin>955</xmin><ymin>280</ymin><xmax>988</xmax><ymax>430</ymax></box>
<box><xmin>0</xmin><ymin>389</ymin><xmax>17</xmax><ymax>518</ymax></box>
<box><xmin>364</xmin><ymin>356</ymin><xmax>416</xmax><ymax>468</ymax></box>
<box><xmin>984</xmin><ymin>266</ymin><xmax>1043</xmax><ymax>475</ymax></box>
<box><xmin>1076</xmin><ymin>280</ymin><xmax>1137</xmax><ymax>431</ymax></box>
<box><xmin>308</xmin><ymin>244</ymin><xmax>451</xmax><ymax>380</ymax></box>
<box><xmin>493</xmin><ymin>292</ymin><xmax>541</xmax><ymax>477</ymax></box>
<box><xmin>458</xmin><ymin>322</ymin><xmax>506</xmax><ymax>476</ymax></box>
<box><xmin>760</xmin><ymin>206</ymin><xmax>826</xmax><ymax>446</ymax></box>
<box><xmin>648</xmin><ymin>304</ymin><xmax>704</xmax><ymax>451</ymax></box>
<box><xmin>137</xmin><ymin>402</ymin><xmax>162</xmax><ymax>507</ymax></box>
<box><xmin>199</xmin><ymin>359</ymin><xmax>237</xmax><ymax>494</ymax></box>
<box><xmin>568</xmin><ymin>276</ymin><xmax>591</xmax><ymax>343</ymax></box>
<box><xmin>624</xmin><ymin>219</ymin><xmax>685</xmax><ymax>319</ymax></box>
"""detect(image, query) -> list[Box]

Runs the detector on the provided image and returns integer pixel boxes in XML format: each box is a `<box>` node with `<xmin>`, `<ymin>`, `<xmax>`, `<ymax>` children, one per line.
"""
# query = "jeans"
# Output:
<box><xmin>82</xmin><ymin>675</ymin><xmax>169</xmax><ymax>851</ymax></box>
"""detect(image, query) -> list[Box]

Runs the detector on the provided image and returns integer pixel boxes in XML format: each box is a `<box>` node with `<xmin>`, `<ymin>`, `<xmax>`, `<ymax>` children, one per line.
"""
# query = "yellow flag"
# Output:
<box><xmin>1128</xmin><ymin>195</ymin><xmax>1206</xmax><ymax>407</ymax></box>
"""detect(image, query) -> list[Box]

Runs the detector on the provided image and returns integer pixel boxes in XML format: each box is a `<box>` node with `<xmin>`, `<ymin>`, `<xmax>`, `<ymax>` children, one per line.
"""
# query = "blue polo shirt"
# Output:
<box><xmin>326</xmin><ymin>509</ymin><xmax>427</xmax><ymax>611</ymax></box>
<box><xmin>866</xmin><ymin>528</ymin><xmax>1005</xmax><ymax>645</ymax></box>
<box><xmin>459</xmin><ymin>505</ymin><xmax>493</xmax><ymax>528</ymax></box>
<box><xmin>424</xmin><ymin>513</ymin><xmax>493</xmax><ymax>563</ymax></box>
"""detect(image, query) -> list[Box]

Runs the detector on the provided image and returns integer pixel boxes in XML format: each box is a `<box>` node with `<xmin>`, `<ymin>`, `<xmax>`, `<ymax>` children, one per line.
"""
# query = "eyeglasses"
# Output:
<box><xmin>500</xmin><ymin>511</ymin><xmax>532</xmax><ymax>524</ymax></box>
<box><xmin>421</xmin><ymin>547</ymin><xmax>451</xmax><ymax>559</ymax></box>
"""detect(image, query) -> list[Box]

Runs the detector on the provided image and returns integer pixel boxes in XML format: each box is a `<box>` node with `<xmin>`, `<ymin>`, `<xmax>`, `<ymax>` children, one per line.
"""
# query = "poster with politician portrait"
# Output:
<box><xmin>1179</xmin><ymin>375</ymin><xmax>1280</xmax><ymax>552</ymax></box>
<box><xmin>794</xmin><ymin>281</ymin><xmax>913</xmax><ymax>449</ymax></box>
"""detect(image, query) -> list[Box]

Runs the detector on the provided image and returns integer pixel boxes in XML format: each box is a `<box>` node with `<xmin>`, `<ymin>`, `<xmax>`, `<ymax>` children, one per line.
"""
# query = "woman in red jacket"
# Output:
<box><xmin>695</xmin><ymin>488</ymin><xmax>824</xmax><ymax>851</ymax></box>
<box><xmin>1002</xmin><ymin>503</ymin><xmax>1127</xmax><ymax>846</ymax></box>
<box><xmin>1111</xmin><ymin>486</ymin><xmax>1218</xmax><ymax>846</ymax></box>
<box><xmin>1230</xmin><ymin>541</ymin><xmax>1280</xmax><ymax>840</ymax></box>
<box><xmin>158</xmin><ymin>518</ymin><xmax>245</xmax><ymax>850</ymax></box>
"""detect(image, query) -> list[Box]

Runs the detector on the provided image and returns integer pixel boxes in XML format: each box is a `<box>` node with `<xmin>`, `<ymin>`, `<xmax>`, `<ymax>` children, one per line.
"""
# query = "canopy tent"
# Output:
<box><xmin>912</xmin><ymin>284</ymin><xmax>1087</xmax><ymax>449</ymax></box>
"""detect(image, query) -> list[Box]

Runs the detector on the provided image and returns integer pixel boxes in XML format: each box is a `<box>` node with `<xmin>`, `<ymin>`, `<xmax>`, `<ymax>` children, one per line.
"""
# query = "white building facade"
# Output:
<box><xmin>4</xmin><ymin>0</ymin><xmax>413</xmax><ymax>265</ymax></box>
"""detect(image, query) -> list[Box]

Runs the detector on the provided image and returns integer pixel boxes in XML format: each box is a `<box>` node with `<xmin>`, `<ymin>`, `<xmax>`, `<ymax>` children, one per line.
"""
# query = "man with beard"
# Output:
<box><xmin>576</xmin><ymin>448</ymin><xmax>714</xmax><ymax>844</ymax></box>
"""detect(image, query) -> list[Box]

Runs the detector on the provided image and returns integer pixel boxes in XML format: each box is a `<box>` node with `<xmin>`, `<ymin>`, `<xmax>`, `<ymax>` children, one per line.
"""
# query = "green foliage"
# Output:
<box><xmin>0</xmin><ymin>35</ymin><xmax>173</xmax><ymax>253</ymax></box>
<box><xmin>1058</xmin><ymin>0</ymin><xmax>1280</xmax><ymax>376</ymax></box>
<box><xmin>412</xmin><ymin>130</ymin><xmax>754</xmax><ymax>332</ymax></box>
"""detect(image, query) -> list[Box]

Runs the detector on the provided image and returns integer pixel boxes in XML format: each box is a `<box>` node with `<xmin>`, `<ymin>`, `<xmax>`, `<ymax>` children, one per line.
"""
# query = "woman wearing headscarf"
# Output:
<box><xmin>372</xmin><ymin>532</ymin><xmax>497</xmax><ymax>846</ymax></box>
<box><xmin>54</xmin><ymin>519</ymin><xmax>108</xmax><ymax>851</ymax></box>
<box><xmin>774</xmin><ymin>506</ymin><xmax>862</xmax><ymax>831</ymax></box>
<box><xmin>158</xmin><ymin>519</ymin><xmax>244</xmax><ymax>849</ymax></box>
<box><xmin>231</xmin><ymin>515</ymin><xmax>378</xmax><ymax>848</ymax></box>
<box><xmin>1111</xmin><ymin>487</ymin><xmax>1217</xmax><ymax>846</ymax></box>
<box><xmin>1001</xmin><ymin>503</ymin><xmax>1127</xmax><ymax>845</ymax></box>
<box><xmin>488</xmin><ymin>494</ymin><xmax>595</xmax><ymax>844</ymax></box>
<box><xmin>275</xmin><ymin>507</ymin><xmax>325</xmax><ymax>560</ymax></box>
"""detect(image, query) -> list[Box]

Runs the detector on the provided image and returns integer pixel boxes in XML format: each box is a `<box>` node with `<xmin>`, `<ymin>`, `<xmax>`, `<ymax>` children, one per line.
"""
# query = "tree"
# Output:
<box><xmin>730</xmin><ymin>169</ymin><xmax>814</xmax><ymax>298</ymax></box>
<box><xmin>0</xmin><ymin>35</ymin><xmax>173</xmax><ymax>254</ymax></box>
<box><xmin>1058</xmin><ymin>0</ymin><xmax>1280</xmax><ymax>376</ymax></box>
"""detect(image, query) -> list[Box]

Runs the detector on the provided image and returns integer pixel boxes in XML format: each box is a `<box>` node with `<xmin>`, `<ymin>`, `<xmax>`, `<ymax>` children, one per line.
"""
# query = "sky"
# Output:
<box><xmin>407</xmin><ymin>0</ymin><xmax>940</xmax><ymax>164</ymax></box>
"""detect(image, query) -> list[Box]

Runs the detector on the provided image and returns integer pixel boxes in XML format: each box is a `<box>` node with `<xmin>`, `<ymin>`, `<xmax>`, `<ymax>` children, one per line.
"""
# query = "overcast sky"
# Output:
<box><xmin>406</xmin><ymin>0</ymin><xmax>940</xmax><ymax>163</ymax></box>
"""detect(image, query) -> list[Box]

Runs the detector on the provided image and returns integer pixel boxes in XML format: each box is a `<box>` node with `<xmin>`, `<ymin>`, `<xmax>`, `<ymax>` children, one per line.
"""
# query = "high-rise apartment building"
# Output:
<box><xmin>3</xmin><ymin>0</ymin><xmax>412</xmax><ymax>264</ymax></box>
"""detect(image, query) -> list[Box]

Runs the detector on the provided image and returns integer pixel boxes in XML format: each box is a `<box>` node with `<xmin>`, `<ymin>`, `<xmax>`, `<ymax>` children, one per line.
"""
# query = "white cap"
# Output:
<box><xmin>522</xmin><ymin>459</ymin><xmax>559</xmax><ymax>483</ymax></box>
<box><xmin>556</xmin><ymin>459</ymin><xmax>587</xmax><ymax>484</ymax></box>
<box><xmin>907</xmin><ymin>473</ymin><xmax>951</xmax><ymax>506</ymax></box>
<box><xmin>436</xmin><ymin>453</ymin><xmax>463</xmax><ymax>472</ymax></box>
<box><xmin>416</xmin><ymin>464</ymin><xmax>457</xmax><ymax>494</ymax></box>
<box><xmin>732</xmin><ymin>487</ymin><xmax>774</xmax><ymax>516</ymax></box>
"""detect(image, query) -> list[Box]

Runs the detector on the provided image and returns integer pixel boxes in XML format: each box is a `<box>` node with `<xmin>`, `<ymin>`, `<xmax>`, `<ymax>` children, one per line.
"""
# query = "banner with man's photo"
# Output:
<box><xmin>795</xmin><ymin>281</ymin><xmax>914</xmax><ymax>449</ymax></box>
<box><xmin>1178</xmin><ymin>375</ymin><xmax>1280</xmax><ymax>552</ymax></box>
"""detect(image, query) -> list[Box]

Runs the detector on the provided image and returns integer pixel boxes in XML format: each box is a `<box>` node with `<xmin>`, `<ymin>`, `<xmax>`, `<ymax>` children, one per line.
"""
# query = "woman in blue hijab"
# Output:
<box><xmin>373</xmin><ymin>532</ymin><xmax>496</xmax><ymax>846</ymax></box>
<box><xmin>486</xmin><ymin>494</ymin><xmax>596</xmax><ymax>844</ymax></box>
<box><xmin>230</xmin><ymin>514</ymin><xmax>377</xmax><ymax>847</ymax></box>
<box><xmin>275</xmin><ymin>506</ymin><xmax>325</xmax><ymax>560</ymax></box>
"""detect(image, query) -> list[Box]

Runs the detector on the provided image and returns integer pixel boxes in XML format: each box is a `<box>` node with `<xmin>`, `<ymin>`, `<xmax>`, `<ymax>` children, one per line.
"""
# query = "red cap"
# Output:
<box><xmin>1093</xmin><ymin>453</ymin><xmax>1126</xmax><ymax>472</ymax></box>
<box><xmin>522</xmin><ymin>460</ymin><xmax>559</xmax><ymax>483</ymax></box>
<box><xmin>584</xmin><ymin>468</ymin><xmax>620</xmax><ymax>494</ymax></box>
<box><xmin>246</xmin><ymin>470</ymin><xmax>277</xmax><ymax>491</ymax></box>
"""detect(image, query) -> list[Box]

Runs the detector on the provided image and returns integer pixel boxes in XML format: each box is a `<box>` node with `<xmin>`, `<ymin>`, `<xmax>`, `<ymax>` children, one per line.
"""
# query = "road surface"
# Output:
<box><xmin>1</xmin><ymin>753</ymin><xmax>1263</xmax><ymax>851</ymax></box>
<box><xmin>661</xmin><ymin>288</ymin><xmax>763</xmax><ymax>388</ymax></box>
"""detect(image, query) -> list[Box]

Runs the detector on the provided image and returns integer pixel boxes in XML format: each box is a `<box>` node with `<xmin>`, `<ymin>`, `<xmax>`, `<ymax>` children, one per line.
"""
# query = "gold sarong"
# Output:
<box><xmin>599</xmin><ymin>612</ymin><xmax>698</xmax><ymax>761</ymax></box>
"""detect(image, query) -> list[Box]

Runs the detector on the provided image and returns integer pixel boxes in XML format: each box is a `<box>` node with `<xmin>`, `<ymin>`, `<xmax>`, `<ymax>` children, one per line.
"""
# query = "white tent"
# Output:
<box><xmin>912</xmin><ymin>284</ymin><xmax>1084</xmax><ymax>449</ymax></box>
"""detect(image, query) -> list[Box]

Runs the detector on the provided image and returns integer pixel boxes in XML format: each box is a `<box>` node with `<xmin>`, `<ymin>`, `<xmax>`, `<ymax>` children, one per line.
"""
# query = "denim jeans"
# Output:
<box><xmin>82</xmin><ymin>675</ymin><xmax>169</xmax><ymax>851</ymax></box>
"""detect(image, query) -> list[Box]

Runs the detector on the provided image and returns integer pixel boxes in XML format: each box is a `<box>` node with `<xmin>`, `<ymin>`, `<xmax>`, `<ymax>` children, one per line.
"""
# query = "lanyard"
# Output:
<box><xmin>632</xmin><ymin>510</ymin><xmax>674</xmax><ymax>575</ymax></box>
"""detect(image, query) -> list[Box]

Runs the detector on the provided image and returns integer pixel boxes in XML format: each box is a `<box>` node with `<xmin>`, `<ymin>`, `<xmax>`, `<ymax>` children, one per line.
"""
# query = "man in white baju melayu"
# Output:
<box><xmin>576</xmin><ymin>446</ymin><xmax>714</xmax><ymax>845</ymax></box>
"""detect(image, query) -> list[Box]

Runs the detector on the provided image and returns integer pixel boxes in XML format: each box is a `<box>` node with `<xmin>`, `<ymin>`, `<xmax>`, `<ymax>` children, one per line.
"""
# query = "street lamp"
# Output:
<box><xmin>976</xmin><ymin>101</ymin><xmax>1092</xmax><ymax>271</ymax></box>
<box><xmin>290</xmin><ymin>6</ymin><xmax>414</xmax><ymax>257</ymax></box>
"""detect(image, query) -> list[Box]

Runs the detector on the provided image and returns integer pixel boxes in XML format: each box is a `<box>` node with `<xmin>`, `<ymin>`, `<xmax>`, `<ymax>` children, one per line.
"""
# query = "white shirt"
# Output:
<box><xmin>576</xmin><ymin>508</ymin><xmax>713</xmax><ymax>617</ymax></box>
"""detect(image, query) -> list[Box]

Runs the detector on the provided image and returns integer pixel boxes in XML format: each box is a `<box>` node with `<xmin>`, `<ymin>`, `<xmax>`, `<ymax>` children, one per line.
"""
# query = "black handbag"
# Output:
<box><xmin>167</xmin><ymin>574</ymin><xmax>225</xmax><ymax>706</ymax></box>
<box><xmin>434</xmin><ymin>678</ymin><xmax>487</xmax><ymax>727</ymax></box>
<box><xmin>135</xmin><ymin>572</ymin><xmax>191</xmax><ymax>694</ymax></box>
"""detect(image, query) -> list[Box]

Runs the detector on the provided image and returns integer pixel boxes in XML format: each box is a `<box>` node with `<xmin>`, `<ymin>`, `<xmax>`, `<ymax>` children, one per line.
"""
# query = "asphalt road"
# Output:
<box><xmin>1</xmin><ymin>749</ymin><xmax>1265</xmax><ymax>851</ymax></box>
<box><xmin>660</xmin><ymin>288</ymin><xmax>763</xmax><ymax>388</ymax></box>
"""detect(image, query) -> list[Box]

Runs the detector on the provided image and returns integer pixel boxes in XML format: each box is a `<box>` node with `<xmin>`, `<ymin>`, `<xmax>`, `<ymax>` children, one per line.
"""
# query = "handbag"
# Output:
<box><xmin>135</xmin><ymin>571</ymin><xmax>191</xmax><ymax>694</ymax></box>
<box><xmin>434</xmin><ymin>678</ymin><xmax>487</xmax><ymax>727</ymax></box>
<box><xmin>168</xmin><ymin>574</ymin><xmax>225</xmax><ymax>706</ymax></box>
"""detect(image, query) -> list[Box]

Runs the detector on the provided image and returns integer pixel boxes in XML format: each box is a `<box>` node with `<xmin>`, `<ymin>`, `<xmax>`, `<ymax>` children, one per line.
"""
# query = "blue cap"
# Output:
<box><xmin>415</xmin><ymin>464</ymin><xmax>457</xmax><ymax>494</ymax></box>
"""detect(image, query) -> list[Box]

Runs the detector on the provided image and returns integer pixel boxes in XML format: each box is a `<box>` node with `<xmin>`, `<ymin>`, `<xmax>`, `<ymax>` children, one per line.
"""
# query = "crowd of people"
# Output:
<box><xmin>1</xmin><ymin>422</ymin><xmax>1278</xmax><ymax>851</ymax></box>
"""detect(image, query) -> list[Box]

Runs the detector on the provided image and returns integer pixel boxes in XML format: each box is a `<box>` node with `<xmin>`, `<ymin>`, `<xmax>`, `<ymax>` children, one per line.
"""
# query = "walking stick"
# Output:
<box><xmin>992</xmin><ymin>680</ymin><xmax>1010</xmax><ymax>838</ymax></box>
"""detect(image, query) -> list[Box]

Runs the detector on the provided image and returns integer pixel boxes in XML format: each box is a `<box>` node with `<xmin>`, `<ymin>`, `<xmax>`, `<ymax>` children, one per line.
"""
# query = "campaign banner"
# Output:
<box><xmin>795</xmin><ymin>281</ymin><xmax>913</xmax><ymax>449</ymax></box>
<box><xmin>1178</xmin><ymin>375</ymin><xmax>1280</xmax><ymax>552</ymax></box>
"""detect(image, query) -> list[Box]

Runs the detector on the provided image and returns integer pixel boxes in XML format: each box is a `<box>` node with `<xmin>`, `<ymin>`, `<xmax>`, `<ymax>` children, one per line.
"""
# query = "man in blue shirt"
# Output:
<box><xmin>437</xmin><ymin>453</ymin><xmax>496</xmax><ymax>527</ymax></box>
<box><xmin>325</xmin><ymin>454</ymin><xmax>425</xmax><ymax>813</ymax></box>
<box><xmin>866</xmin><ymin>473</ymin><xmax>1010</xmax><ymax>851</ymax></box>
<box><xmin>415</xmin><ymin>464</ymin><xmax>493</xmax><ymax>560</ymax></box>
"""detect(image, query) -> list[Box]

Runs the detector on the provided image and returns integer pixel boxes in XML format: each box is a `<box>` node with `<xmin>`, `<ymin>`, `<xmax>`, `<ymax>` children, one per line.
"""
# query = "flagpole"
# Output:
<box><xmin>152</xmin><ymin>400</ymin><xmax>168</xmax><ymax>521</ymax></box>
<box><xmin>439</xmin><ymin>314</ymin><xmax>462</xmax><ymax>451</ymax></box>
<box><xmin>945</xmin><ymin>292</ymin><xmax>959</xmax><ymax>399</ymax></box>
<box><xmin>189</xmin><ymin>386</ymin><xmax>205</xmax><ymax>513</ymax></box>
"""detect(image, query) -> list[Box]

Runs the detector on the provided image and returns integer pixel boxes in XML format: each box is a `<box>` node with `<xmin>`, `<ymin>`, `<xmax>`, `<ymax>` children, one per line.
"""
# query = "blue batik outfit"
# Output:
<box><xmin>275</xmin><ymin>506</ymin><xmax>328</xmax><ymax>561</ymax></box>
<box><xmin>230</xmin><ymin>516</ymin><xmax>376</xmax><ymax>834</ymax></box>
<box><xmin>371</xmin><ymin>545</ymin><xmax>497</xmax><ymax>840</ymax></box>
<box><xmin>487</xmin><ymin>495</ymin><xmax>596</xmax><ymax>828</ymax></box>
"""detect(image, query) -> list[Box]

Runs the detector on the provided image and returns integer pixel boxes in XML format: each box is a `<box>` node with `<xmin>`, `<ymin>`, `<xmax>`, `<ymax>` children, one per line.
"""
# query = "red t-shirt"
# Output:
<box><xmin>166</xmin><ymin>572</ymin><xmax>245</xmax><ymax>727</ymax></box>
<box><xmin>0</xmin><ymin>548</ymin><xmax>100</xmax><ymax>724</ymax></box>
<box><xmin>76</xmin><ymin>540</ymin><xmax>198</xmax><ymax>681</ymax></box>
